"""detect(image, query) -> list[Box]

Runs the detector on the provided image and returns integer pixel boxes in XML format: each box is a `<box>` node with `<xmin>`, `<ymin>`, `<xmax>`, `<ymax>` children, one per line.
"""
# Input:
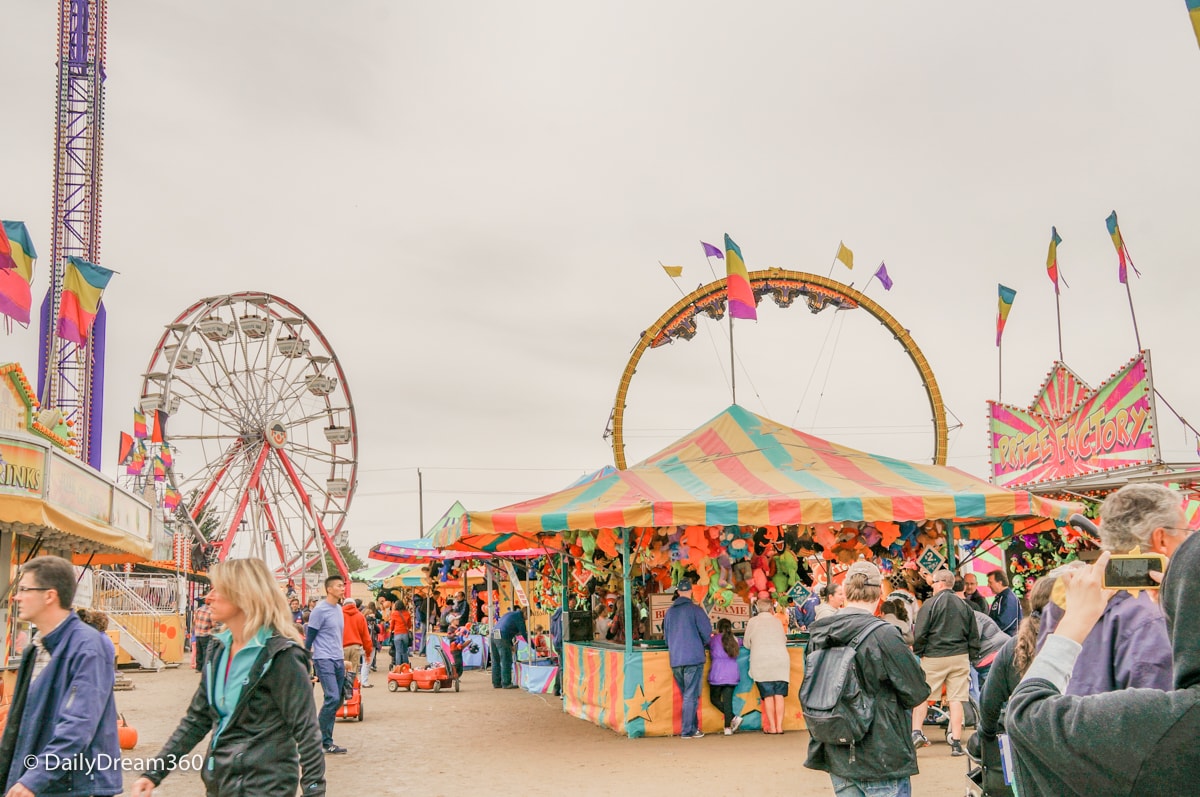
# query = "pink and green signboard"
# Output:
<box><xmin>989</xmin><ymin>353</ymin><xmax>1159</xmax><ymax>488</ymax></box>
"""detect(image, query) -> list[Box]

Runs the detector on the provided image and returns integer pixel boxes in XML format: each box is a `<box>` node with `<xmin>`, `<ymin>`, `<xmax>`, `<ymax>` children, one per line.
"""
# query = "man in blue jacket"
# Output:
<box><xmin>492</xmin><ymin>606</ymin><xmax>527</xmax><ymax>689</ymax></box>
<box><xmin>0</xmin><ymin>555</ymin><xmax>121</xmax><ymax>797</ymax></box>
<box><xmin>987</xmin><ymin>570</ymin><xmax>1022</xmax><ymax>636</ymax></box>
<box><xmin>662</xmin><ymin>579</ymin><xmax>712</xmax><ymax>739</ymax></box>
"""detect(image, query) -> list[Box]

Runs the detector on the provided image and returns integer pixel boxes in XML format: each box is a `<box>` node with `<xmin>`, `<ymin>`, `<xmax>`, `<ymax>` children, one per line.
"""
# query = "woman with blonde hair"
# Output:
<box><xmin>131</xmin><ymin>558</ymin><xmax>325</xmax><ymax>796</ymax></box>
<box><xmin>744</xmin><ymin>596</ymin><xmax>792</xmax><ymax>733</ymax></box>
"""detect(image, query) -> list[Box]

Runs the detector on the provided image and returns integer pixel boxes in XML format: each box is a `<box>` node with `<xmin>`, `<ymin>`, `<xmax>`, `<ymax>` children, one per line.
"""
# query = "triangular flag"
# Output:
<box><xmin>873</xmin><ymin>262</ymin><xmax>893</xmax><ymax>291</ymax></box>
<box><xmin>835</xmin><ymin>242</ymin><xmax>854</xmax><ymax>270</ymax></box>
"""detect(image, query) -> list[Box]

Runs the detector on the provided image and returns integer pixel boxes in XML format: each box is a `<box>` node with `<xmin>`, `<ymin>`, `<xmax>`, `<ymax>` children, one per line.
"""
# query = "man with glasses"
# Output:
<box><xmin>1045</xmin><ymin>483</ymin><xmax>1191</xmax><ymax>696</ymax></box>
<box><xmin>0</xmin><ymin>555</ymin><xmax>122</xmax><ymax>797</ymax></box>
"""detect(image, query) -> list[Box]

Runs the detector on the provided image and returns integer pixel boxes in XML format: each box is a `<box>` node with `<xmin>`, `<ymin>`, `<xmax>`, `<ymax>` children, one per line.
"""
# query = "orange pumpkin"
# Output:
<box><xmin>117</xmin><ymin>714</ymin><xmax>138</xmax><ymax>750</ymax></box>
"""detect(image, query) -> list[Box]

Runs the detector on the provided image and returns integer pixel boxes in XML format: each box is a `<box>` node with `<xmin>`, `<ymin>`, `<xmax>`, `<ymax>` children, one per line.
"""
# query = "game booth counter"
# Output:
<box><xmin>433</xmin><ymin>405</ymin><xmax>1081</xmax><ymax>738</ymax></box>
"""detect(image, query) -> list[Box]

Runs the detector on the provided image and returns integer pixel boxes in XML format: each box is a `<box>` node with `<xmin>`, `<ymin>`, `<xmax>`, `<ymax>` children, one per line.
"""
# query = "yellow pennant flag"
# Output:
<box><xmin>835</xmin><ymin>242</ymin><xmax>854</xmax><ymax>270</ymax></box>
<box><xmin>660</xmin><ymin>263</ymin><xmax>683</xmax><ymax>278</ymax></box>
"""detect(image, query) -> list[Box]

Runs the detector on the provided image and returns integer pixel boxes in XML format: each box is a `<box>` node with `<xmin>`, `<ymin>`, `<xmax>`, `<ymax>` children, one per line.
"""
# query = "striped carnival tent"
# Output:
<box><xmin>350</xmin><ymin>559</ymin><xmax>418</xmax><ymax>584</ymax></box>
<box><xmin>432</xmin><ymin>405</ymin><xmax>1081</xmax><ymax>552</ymax></box>
<box><xmin>369</xmin><ymin>502</ymin><xmax>550</xmax><ymax>563</ymax></box>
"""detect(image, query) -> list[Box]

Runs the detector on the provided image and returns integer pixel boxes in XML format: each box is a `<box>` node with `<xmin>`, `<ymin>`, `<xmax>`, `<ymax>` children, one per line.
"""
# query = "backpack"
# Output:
<box><xmin>800</xmin><ymin>620</ymin><xmax>886</xmax><ymax>759</ymax></box>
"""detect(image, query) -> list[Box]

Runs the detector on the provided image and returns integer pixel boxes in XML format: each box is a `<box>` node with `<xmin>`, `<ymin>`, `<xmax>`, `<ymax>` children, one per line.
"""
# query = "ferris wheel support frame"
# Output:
<box><xmin>186</xmin><ymin>439</ymin><xmax>243</xmax><ymax>535</ymax></box>
<box><xmin>276</xmin><ymin>446</ymin><xmax>349</xmax><ymax>583</ymax></box>
<box><xmin>218</xmin><ymin>442</ymin><xmax>270</xmax><ymax>561</ymax></box>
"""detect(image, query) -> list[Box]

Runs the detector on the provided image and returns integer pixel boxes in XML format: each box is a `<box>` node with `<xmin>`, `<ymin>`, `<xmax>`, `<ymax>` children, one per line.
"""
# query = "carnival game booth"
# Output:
<box><xmin>434</xmin><ymin>406</ymin><xmax>1079</xmax><ymax>738</ymax></box>
<box><xmin>369</xmin><ymin>528</ymin><xmax>551</xmax><ymax>671</ymax></box>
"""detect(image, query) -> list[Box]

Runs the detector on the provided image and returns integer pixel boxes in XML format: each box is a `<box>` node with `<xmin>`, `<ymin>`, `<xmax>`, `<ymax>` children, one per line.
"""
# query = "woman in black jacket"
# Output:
<box><xmin>131</xmin><ymin>559</ymin><xmax>326</xmax><ymax>797</ymax></box>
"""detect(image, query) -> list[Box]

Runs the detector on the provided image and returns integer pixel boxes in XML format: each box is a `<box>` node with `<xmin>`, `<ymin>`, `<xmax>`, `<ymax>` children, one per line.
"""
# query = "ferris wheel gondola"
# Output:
<box><xmin>139</xmin><ymin>292</ymin><xmax>356</xmax><ymax>585</ymax></box>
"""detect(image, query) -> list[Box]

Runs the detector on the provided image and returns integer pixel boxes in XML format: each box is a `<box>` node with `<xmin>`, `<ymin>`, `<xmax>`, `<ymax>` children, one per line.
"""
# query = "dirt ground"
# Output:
<box><xmin>117</xmin><ymin>660</ymin><xmax>970</xmax><ymax>796</ymax></box>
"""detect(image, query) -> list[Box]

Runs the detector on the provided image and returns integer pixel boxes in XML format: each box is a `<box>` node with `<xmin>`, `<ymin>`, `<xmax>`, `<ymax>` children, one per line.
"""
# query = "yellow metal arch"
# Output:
<box><xmin>608</xmin><ymin>269</ymin><xmax>948</xmax><ymax>469</ymax></box>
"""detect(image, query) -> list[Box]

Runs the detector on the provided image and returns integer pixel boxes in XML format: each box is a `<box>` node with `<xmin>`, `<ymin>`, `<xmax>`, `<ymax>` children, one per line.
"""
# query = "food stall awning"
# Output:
<box><xmin>433</xmin><ymin>405</ymin><xmax>1082</xmax><ymax>552</ymax></box>
<box><xmin>369</xmin><ymin>501</ymin><xmax>549</xmax><ymax>562</ymax></box>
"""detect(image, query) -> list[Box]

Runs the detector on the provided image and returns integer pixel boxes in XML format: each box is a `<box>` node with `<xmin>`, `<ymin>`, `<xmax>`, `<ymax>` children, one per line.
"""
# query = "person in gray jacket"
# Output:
<box><xmin>1007</xmin><ymin>531</ymin><xmax>1200</xmax><ymax>797</ymax></box>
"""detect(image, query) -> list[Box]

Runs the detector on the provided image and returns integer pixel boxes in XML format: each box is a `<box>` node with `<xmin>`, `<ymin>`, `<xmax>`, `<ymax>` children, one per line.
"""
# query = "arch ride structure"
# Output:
<box><xmin>606</xmin><ymin>269</ymin><xmax>948</xmax><ymax>470</ymax></box>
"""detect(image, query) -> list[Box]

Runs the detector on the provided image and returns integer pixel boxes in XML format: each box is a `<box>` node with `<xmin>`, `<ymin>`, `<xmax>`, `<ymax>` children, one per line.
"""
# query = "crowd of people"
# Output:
<box><xmin>800</xmin><ymin>482</ymin><xmax>1198</xmax><ymax>797</ymax></box>
<box><xmin>0</xmin><ymin>482</ymin><xmax>1193</xmax><ymax>796</ymax></box>
<box><xmin>655</xmin><ymin>483</ymin><xmax>1198</xmax><ymax>797</ymax></box>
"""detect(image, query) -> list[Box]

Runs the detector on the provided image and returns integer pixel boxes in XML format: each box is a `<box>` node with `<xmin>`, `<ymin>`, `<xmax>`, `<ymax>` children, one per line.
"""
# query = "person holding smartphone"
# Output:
<box><xmin>1006</xmin><ymin>531</ymin><xmax>1200</xmax><ymax>796</ymax></box>
<box><xmin>1040</xmin><ymin>484</ymin><xmax>1188</xmax><ymax>697</ymax></box>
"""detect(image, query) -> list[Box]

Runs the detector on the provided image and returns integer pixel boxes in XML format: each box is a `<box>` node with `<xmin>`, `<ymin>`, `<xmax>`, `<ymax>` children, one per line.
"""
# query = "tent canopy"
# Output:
<box><xmin>370</xmin><ymin>501</ymin><xmax>550</xmax><ymax>562</ymax></box>
<box><xmin>433</xmin><ymin>405</ymin><xmax>1081</xmax><ymax>552</ymax></box>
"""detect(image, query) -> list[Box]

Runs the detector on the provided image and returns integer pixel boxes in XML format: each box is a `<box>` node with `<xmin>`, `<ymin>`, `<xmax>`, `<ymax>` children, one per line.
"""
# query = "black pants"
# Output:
<box><xmin>194</xmin><ymin>635</ymin><xmax>211</xmax><ymax>671</ymax></box>
<box><xmin>710</xmin><ymin>684</ymin><xmax>735</xmax><ymax>728</ymax></box>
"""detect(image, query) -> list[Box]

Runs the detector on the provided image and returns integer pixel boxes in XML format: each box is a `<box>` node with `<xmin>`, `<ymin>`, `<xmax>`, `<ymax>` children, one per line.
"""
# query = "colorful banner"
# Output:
<box><xmin>649</xmin><ymin>593</ymin><xmax>750</xmax><ymax>634</ymax></box>
<box><xmin>989</xmin><ymin>353</ymin><xmax>1159</xmax><ymax>487</ymax></box>
<box><xmin>0</xmin><ymin>439</ymin><xmax>46</xmax><ymax>497</ymax></box>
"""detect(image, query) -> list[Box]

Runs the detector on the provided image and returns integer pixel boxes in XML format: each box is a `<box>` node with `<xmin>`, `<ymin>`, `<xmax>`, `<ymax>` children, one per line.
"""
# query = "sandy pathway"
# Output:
<box><xmin>117</xmin><ymin>663</ymin><xmax>969</xmax><ymax>796</ymax></box>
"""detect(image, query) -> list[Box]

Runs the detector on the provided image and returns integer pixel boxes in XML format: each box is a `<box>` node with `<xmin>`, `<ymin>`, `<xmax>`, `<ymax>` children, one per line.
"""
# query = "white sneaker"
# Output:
<box><xmin>731</xmin><ymin>716</ymin><xmax>743</xmax><ymax>732</ymax></box>
<box><xmin>723</xmin><ymin>728</ymin><xmax>733</xmax><ymax>736</ymax></box>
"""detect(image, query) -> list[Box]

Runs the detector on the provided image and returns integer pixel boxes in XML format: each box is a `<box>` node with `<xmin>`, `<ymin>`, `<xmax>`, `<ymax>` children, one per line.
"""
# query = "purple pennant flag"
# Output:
<box><xmin>700</xmin><ymin>241</ymin><xmax>724</xmax><ymax>259</ymax></box>
<box><xmin>873</xmin><ymin>262</ymin><xmax>893</xmax><ymax>291</ymax></box>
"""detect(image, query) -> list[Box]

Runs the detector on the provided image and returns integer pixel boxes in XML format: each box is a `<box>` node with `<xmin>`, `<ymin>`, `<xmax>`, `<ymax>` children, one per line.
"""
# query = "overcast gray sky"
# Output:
<box><xmin>3</xmin><ymin>1</ymin><xmax>1198</xmax><ymax>559</ymax></box>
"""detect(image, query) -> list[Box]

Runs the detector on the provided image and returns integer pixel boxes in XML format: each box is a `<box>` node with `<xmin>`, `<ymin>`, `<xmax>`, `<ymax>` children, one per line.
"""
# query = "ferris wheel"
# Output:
<box><xmin>139</xmin><ymin>292</ymin><xmax>356</xmax><ymax>583</ymax></box>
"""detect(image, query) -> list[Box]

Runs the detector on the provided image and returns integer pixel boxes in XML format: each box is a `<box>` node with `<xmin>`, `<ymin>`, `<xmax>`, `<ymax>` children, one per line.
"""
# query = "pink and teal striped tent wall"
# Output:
<box><xmin>434</xmin><ymin>405</ymin><xmax>1080</xmax><ymax>552</ymax></box>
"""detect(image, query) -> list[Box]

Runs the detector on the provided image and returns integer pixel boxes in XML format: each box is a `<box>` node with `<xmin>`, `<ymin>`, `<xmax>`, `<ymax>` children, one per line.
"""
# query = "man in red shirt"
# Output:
<box><xmin>342</xmin><ymin>598</ymin><xmax>374</xmax><ymax>687</ymax></box>
<box><xmin>390</xmin><ymin>600</ymin><xmax>412</xmax><ymax>667</ymax></box>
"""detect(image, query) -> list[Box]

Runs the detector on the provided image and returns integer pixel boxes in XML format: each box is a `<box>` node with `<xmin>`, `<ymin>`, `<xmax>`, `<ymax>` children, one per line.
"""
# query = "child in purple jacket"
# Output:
<box><xmin>709</xmin><ymin>619</ymin><xmax>743</xmax><ymax>735</ymax></box>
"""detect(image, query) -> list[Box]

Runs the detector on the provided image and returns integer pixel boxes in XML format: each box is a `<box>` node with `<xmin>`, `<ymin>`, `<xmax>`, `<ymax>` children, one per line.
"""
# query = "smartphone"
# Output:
<box><xmin>1103</xmin><ymin>553</ymin><xmax>1167</xmax><ymax>590</ymax></box>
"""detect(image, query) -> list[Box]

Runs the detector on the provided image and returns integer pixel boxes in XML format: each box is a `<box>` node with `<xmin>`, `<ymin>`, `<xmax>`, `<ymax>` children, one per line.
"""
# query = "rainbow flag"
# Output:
<box><xmin>0</xmin><ymin>221</ymin><xmax>37</xmax><ymax>325</ymax></box>
<box><xmin>160</xmin><ymin>441</ymin><xmax>173</xmax><ymax>469</ymax></box>
<box><xmin>1189</xmin><ymin>0</ymin><xmax>1200</xmax><ymax>49</ymax></box>
<box><xmin>153</xmin><ymin>454</ymin><xmax>166</xmax><ymax>482</ymax></box>
<box><xmin>127</xmin><ymin>440</ymin><xmax>146</xmax><ymax>475</ymax></box>
<box><xmin>1045</xmin><ymin>227</ymin><xmax>1064</xmax><ymax>293</ymax></box>
<box><xmin>723</xmin><ymin>234</ymin><xmax>757</xmax><ymax>320</ymax></box>
<box><xmin>1105</xmin><ymin>211</ymin><xmax>1140</xmax><ymax>284</ymax></box>
<box><xmin>133</xmin><ymin>407</ymin><xmax>147</xmax><ymax>439</ymax></box>
<box><xmin>996</xmin><ymin>284</ymin><xmax>1017</xmax><ymax>346</ymax></box>
<box><xmin>164</xmin><ymin>485</ymin><xmax>181</xmax><ymax>511</ymax></box>
<box><xmin>57</xmin><ymin>257</ymin><xmax>114</xmax><ymax>344</ymax></box>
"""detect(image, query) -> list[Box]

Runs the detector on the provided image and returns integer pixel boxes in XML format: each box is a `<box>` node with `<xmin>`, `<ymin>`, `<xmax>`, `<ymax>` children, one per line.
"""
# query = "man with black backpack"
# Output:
<box><xmin>802</xmin><ymin>560</ymin><xmax>929</xmax><ymax>797</ymax></box>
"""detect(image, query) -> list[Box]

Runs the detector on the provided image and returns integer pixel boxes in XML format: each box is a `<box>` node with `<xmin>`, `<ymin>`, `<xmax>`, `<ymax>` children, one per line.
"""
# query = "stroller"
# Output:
<box><xmin>965</xmin><ymin>732</ymin><xmax>1015</xmax><ymax>797</ymax></box>
<box><xmin>922</xmin><ymin>695</ymin><xmax>979</xmax><ymax>743</ymax></box>
<box><xmin>336</xmin><ymin>664</ymin><xmax>364</xmax><ymax>721</ymax></box>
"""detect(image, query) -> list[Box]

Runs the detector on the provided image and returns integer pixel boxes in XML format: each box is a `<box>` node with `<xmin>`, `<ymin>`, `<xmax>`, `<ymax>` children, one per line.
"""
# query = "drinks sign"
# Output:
<box><xmin>989</xmin><ymin>353</ymin><xmax>1159</xmax><ymax>488</ymax></box>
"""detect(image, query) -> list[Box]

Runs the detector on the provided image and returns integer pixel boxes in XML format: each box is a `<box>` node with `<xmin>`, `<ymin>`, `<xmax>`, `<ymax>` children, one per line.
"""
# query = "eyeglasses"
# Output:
<box><xmin>1165</xmin><ymin>527</ymin><xmax>1196</xmax><ymax>535</ymax></box>
<box><xmin>15</xmin><ymin>587</ymin><xmax>52</xmax><ymax>594</ymax></box>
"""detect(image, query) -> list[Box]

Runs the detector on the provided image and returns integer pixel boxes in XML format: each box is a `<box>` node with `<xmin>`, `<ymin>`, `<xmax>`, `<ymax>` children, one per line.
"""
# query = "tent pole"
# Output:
<box><xmin>945</xmin><ymin>523</ymin><xmax>957</xmax><ymax>574</ymax></box>
<box><xmin>622</xmin><ymin>528</ymin><xmax>633</xmax><ymax>658</ymax></box>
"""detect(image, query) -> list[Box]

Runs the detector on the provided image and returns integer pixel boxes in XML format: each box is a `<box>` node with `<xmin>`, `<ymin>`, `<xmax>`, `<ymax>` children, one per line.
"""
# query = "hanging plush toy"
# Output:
<box><xmin>771</xmin><ymin>548</ymin><xmax>800</xmax><ymax>597</ymax></box>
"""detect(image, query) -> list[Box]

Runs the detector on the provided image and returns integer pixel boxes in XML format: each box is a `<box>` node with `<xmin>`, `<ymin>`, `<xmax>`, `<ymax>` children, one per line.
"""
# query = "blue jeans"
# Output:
<box><xmin>672</xmin><ymin>663</ymin><xmax>704</xmax><ymax>736</ymax></box>
<box><xmin>393</xmin><ymin>633</ymin><xmax>410</xmax><ymax>666</ymax></box>
<box><xmin>313</xmin><ymin>658</ymin><xmax>345</xmax><ymax>747</ymax></box>
<box><xmin>490</xmin><ymin>636</ymin><xmax>514</xmax><ymax>687</ymax></box>
<box><xmin>830</xmin><ymin>774</ymin><xmax>912</xmax><ymax>797</ymax></box>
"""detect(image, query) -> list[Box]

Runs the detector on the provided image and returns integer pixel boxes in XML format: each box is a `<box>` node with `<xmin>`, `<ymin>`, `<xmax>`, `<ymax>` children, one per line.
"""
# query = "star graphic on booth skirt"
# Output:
<box><xmin>624</xmin><ymin>684</ymin><xmax>660</xmax><ymax>722</ymax></box>
<box><xmin>735</xmin><ymin>686</ymin><xmax>761</xmax><ymax>717</ymax></box>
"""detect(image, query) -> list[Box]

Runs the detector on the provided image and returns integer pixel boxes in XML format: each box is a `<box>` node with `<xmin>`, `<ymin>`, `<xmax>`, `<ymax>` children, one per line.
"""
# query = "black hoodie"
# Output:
<box><xmin>1007</xmin><ymin>531</ymin><xmax>1200</xmax><ymax>796</ymax></box>
<box><xmin>803</xmin><ymin>607</ymin><xmax>930</xmax><ymax>782</ymax></box>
